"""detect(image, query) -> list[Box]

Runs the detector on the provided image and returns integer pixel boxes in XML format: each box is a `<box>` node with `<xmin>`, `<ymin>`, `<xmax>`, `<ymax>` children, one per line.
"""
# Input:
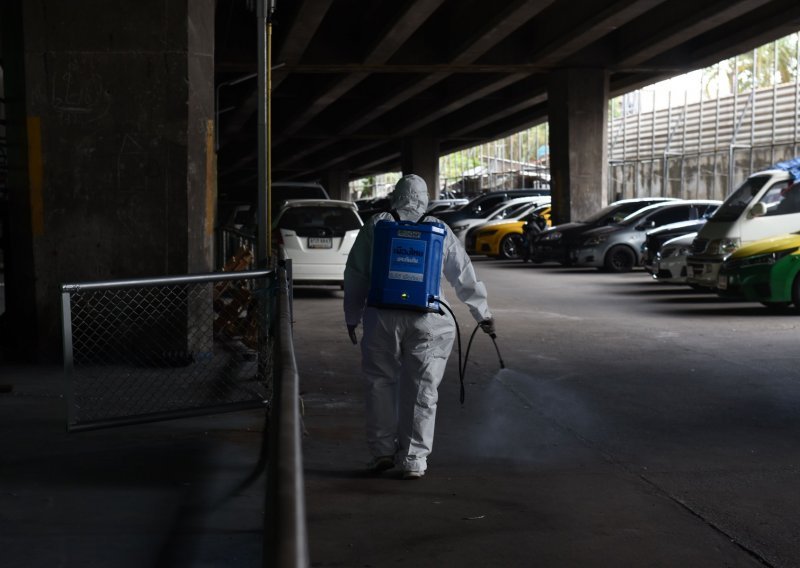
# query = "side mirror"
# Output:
<box><xmin>749</xmin><ymin>202</ymin><xmax>767</xmax><ymax>218</ymax></box>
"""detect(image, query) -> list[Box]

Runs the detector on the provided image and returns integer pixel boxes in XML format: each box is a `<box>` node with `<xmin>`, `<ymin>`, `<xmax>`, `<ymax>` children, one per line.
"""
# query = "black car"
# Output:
<box><xmin>437</xmin><ymin>188</ymin><xmax>550</xmax><ymax>228</ymax></box>
<box><xmin>529</xmin><ymin>197</ymin><xmax>679</xmax><ymax>265</ymax></box>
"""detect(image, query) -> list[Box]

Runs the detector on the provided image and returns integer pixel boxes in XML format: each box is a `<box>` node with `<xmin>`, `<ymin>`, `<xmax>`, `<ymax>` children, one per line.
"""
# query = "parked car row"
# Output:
<box><xmin>569</xmin><ymin>200</ymin><xmax>721</xmax><ymax>272</ymax></box>
<box><xmin>268</xmin><ymin>187</ymin><xmax>553</xmax><ymax>287</ymax></box>
<box><xmin>451</xmin><ymin>196</ymin><xmax>547</xmax><ymax>245</ymax></box>
<box><xmin>516</xmin><ymin>197</ymin><xmax>719</xmax><ymax>273</ymax></box>
<box><xmin>528</xmin><ymin>197</ymin><xmax>679</xmax><ymax>265</ymax></box>
<box><xmin>465</xmin><ymin>203</ymin><xmax>552</xmax><ymax>259</ymax></box>
<box><xmin>269</xmin><ymin>161</ymin><xmax>800</xmax><ymax>315</ymax></box>
<box><xmin>493</xmin><ymin>159</ymin><xmax>800</xmax><ymax>314</ymax></box>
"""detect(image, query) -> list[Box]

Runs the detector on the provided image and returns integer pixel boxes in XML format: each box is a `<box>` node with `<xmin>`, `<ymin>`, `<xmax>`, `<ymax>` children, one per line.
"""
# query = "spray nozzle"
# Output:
<box><xmin>490</xmin><ymin>334</ymin><xmax>505</xmax><ymax>369</ymax></box>
<box><xmin>439</xmin><ymin>300</ymin><xmax>506</xmax><ymax>404</ymax></box>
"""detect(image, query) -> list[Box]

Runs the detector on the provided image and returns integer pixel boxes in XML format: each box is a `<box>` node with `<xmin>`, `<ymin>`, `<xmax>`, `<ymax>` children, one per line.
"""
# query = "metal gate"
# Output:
<box><xmin>60</xmin><ymin>270</ymin><xmax>276</xmax><ymax>431</ymax></box>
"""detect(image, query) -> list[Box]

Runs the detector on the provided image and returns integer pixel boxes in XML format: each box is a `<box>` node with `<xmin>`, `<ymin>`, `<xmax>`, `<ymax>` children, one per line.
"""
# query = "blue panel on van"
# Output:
<box><xmin>774</xmin><ymin>157</ymin><xmax>800</xmax><ymax>181</ymax></box>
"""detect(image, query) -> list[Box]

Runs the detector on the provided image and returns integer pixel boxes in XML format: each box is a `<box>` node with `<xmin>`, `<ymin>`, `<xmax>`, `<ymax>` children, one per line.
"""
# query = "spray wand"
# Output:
<box><xmin>439</xmin><ymin>300</ymin><xmax>505</xmax><ymax>404</ymax></box>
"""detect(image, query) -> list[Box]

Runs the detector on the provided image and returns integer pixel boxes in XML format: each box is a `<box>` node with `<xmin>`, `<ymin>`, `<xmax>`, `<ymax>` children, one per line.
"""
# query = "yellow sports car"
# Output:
<box><xmin>466</xmin><ymin>204</ymin><xmax>551</xmax><ymax>259</ymax></box>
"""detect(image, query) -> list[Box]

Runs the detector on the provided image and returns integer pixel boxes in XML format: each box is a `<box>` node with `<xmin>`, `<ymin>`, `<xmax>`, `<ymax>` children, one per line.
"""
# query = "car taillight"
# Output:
<box><xmin>272</xmin><ymin>229</ymin><xmax>283</xmax><ymax>246</ymax></box>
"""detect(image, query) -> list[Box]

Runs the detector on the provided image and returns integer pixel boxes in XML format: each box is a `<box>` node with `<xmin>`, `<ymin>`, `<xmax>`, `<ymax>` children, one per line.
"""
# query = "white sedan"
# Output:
<box><xmin>652</xmin><ymin>232</ymin><xmax>697</xmax><ymax>285</ymax></box>
<box><xmin>449</xmin><ymin>196</ymin><xmax>548</xmax><ymax>245</ymax></box>
<box><xmin>274</xmin><ymin>199</ymin><xmax>363</xmax><ymax>286</ymax></box>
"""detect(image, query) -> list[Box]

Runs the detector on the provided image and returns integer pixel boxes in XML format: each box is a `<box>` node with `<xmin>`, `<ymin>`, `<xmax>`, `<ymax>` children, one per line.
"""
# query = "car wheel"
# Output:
<box><xmin>791</xmin><ymin>273</ymin><xmax>800</xmax><ymax>313</ymax></box>
<box><xmin>603</xmin><ymin>245</ymin><xmax>636</xmax><ymax>273</ymax></box>
<box><xmin>499</xmin><ymin>234</ymin><xmax>522</xmax><ymax>260</ymax></box>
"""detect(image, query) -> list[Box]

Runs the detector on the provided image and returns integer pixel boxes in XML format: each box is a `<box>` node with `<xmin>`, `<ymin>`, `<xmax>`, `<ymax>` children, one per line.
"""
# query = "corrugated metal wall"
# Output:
<box><xmin>609</xmin><ymin>82</ymin><xmax>800</xmax><ymax>202</ymax></box>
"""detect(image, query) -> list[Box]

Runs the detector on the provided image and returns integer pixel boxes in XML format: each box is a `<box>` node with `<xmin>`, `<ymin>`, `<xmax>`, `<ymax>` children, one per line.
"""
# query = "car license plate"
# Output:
<box><xmin>308</xmin><ymin>237</ymin><xmax>332</xmax><ymax>249</ymax></box>
<box><xmin>717</xmin><ymin>274</ymin><xmax>727</xmax><ymax>290</ymax></box>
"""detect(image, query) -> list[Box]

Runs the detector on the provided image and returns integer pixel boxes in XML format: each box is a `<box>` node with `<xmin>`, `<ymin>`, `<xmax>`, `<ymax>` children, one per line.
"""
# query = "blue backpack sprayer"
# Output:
<box><xmin>368</xmin><ymin>210</ymin><xmax>504</xmax><ymax>402</ymax></box>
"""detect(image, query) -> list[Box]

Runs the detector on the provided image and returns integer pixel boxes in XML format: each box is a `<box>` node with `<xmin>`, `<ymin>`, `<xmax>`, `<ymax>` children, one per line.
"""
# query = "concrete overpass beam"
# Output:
<box><xmin>548</xmin><ymin>68</ymin><xmax>609</xmax><ymax>224</ymax></box>
<box><xmin>401</xmin><ymin>137</ymin><xmax>440</xmax><ymax>199</ymax></box>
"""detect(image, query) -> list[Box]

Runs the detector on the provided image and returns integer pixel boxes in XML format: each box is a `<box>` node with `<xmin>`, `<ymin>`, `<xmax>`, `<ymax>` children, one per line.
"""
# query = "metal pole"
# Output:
<box><xmin>750</xmin><ymin>48</ymin><xmax>757</xmax><ymax>173</ymax></box>
<box><xmin>257</xmin><ymin>0</ymin><xmax>276</xmax><ymax>268</ymax></box>
<box><xmin>61</xmin><ymin>290</ymin><xmax>75</xmax><ymax>430</ymax></box>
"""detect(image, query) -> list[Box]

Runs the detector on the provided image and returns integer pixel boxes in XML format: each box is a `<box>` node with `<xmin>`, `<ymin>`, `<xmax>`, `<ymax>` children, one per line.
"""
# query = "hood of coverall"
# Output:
<box><xmin>390</xmin><ymin>175</ymin><xmax>429</xmax><ymax>220</ymax></box>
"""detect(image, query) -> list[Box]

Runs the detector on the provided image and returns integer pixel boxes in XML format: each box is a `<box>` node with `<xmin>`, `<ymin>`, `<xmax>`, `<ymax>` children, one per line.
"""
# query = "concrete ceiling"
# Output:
<box><xmin>214</xmin><ymin>0</ymin><xmax>800</xmax><ymax>199</ymax></box>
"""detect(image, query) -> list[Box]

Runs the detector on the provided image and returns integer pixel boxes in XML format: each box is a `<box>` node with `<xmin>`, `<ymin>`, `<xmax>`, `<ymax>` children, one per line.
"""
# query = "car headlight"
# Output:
<box><xmin>583</xmin><ymin>235</ymin><xmax>608</xmax><ymax>246</ymax></box>
<box><xmin>659</xmin><ymin>246</ymin><xmax>676</xmax><ymax>259</ymax></box>
<box><xmin>731</xmin><ymin>248</ymin><xmax>799</xmax><ymax>269</ymax></box>
<box><xmin>663</xmin><ymin>244</ymin><xmax>691</xmax><ymax>258</ymax></box>
<box><xmin>452</xmin><ymin>224</ymin><xmax>469</xmax><ymax>233</ymax></box>
<box><xmin>707</xmin><ymin>238</ymin><xmax>740</xmax><ymax>255</ymax></box>
<box><xmin>541</xmin><ymin>231</ymin><xmax>562</xmax><ymax>241</ymax></box>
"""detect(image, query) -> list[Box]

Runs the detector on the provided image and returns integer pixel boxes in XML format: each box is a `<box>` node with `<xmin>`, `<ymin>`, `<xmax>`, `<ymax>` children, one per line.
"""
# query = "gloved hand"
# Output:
<box><xmin>479</xmin><ymin>318</ymin><xmax>496</xmax><ymax>337</ymax></box>
<box><xmin>347</xmin><ymin>324</ymin><xmax>358</xmax><ymax>345</ymax></box>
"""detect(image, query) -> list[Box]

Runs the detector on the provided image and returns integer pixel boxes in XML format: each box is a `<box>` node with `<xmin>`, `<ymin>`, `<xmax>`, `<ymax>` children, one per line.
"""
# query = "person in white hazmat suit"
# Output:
<box><xmin>344</xmin><ymin>174</ymin><xmax>495</xmax><ymax>479</ymax></box>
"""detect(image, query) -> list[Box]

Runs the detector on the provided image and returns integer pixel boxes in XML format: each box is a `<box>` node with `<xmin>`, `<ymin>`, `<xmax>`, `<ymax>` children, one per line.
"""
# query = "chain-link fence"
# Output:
<box><xmin>61</xmin><ymin>270</ymin><xmax>276</xmax><ymax>431</ymax></box>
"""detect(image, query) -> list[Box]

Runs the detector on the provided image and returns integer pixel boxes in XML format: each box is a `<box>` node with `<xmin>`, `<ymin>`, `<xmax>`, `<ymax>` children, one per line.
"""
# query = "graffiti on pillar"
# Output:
<box><xmin>51</xmin><ymin>60</ymin><xmax>110</xmax><ymax>124</ymax></box>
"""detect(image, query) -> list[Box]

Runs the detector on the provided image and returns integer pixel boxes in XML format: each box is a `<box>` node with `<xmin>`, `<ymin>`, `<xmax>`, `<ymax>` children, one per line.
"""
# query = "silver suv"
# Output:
<box><xmin>570</xmin><ymin>200</ymin><xmax>721</xmax><ymax>272</ymax></box>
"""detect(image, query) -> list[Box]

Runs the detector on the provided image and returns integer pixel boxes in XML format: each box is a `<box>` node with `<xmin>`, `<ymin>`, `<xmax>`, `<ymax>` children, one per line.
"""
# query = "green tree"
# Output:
<box><xmin>703</xmin><ymin>32</ymin><xmax>798</xmax><ymax>97</ymax></box>
<box><xmin>359</xmin><ymin>176</ymin><xmax>375</xmax><ymax>198</ymax></box>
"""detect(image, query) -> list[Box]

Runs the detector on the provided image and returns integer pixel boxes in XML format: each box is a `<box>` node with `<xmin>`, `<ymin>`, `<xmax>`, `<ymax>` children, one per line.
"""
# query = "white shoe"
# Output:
<box><xmin>402</xmin><ymin>470</ymin><xmax>424</xmax><ymax>480</ymax></box>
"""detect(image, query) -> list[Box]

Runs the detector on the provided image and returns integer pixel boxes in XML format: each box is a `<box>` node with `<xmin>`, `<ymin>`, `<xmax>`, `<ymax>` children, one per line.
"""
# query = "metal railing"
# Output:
<box><xmin>264</xmin><ymin>262</ymin><xmax>309</xmax><ymax>568</ymax></box>
<box><xmin>61</xmin><ymin>270</ymin><xmax>276</xmax><ymax>431</ymax></box>
<box><xmin>62</xmin><ymin>263</ymin><xmax>310</xmax><ymax>566</ymax></box>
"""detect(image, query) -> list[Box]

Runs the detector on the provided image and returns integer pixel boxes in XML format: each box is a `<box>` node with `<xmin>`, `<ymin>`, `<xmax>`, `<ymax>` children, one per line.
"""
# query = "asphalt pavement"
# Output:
<box><xmin>297</xmin><ymin>259</ymin><xmax>800</xmax><ymax>568</ymax></box>
<box><xmin>4</xmin><ymin>260</ymin><xmax>800</xmax><ymax>567</ymax></box>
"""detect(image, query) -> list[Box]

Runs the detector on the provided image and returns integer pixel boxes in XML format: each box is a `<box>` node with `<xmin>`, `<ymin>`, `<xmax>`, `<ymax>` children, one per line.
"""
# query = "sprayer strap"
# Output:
<box><xmin>387</xmin><ymin>210</ymin><xmax>437</xmax><ymax>225</ymax></box>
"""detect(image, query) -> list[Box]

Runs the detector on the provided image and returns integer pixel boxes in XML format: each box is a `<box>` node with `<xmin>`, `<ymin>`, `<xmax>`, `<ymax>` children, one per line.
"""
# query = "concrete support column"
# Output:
<box><xmin>3</xmin><ymin>0</ymin><xmax>215</xmax><ymax>361</ymax></box>
<box><xmin>322</xmin><ymin>169</ymin><xmax>351</xmax><ymax>201</ymax></box>
<box><xmin>401</xmin><ymin>137</ymin><xmax>440</xmax><ymax>199</ymax></box>
<box><xmin>547</xmin><ymin>68</ymin><xmax>608</xmax><ymax>224</ymax></box>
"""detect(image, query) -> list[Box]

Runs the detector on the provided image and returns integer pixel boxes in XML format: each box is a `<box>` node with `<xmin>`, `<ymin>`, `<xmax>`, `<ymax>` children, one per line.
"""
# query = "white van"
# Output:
<box><xmin>687</xmin><ymin>167</ymin><xmax>800</xmax><ymax>289</ymax></box>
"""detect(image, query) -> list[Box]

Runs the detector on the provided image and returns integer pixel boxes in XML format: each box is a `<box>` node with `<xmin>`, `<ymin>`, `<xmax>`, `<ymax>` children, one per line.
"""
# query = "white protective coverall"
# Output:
<box><xmin>343</xmin><ymin>174</ymin><xmax>492</xmax><ymax>475</ymax></box>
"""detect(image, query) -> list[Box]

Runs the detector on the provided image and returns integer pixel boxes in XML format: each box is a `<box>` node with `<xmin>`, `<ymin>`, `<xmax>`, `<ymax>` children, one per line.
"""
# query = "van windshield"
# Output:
<box><xmin>709</xmin><ymin>175</ymin><xmax>771</xmax><ymax>222</ymax></box>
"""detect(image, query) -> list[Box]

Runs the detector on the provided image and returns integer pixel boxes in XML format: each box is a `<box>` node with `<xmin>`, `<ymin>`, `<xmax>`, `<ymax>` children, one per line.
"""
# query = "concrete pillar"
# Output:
<box><xmin>547</xmin><ymin>68</ymin><xmax>608</xmax><ymax>224</ymax></box>
<box><xmin>2</xmin><ymin>0</ymin><xmax>215</xmax><ymax>361</ymax></box>
<box><xmin>401</xmin><ymin>137</ymin><xmax>440</xmax><ymax>199</ymax></box>
<box><xmin>322</xmin><ymin>169</ymin><xmax>351</xmax><ymax>201</ymax></box>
